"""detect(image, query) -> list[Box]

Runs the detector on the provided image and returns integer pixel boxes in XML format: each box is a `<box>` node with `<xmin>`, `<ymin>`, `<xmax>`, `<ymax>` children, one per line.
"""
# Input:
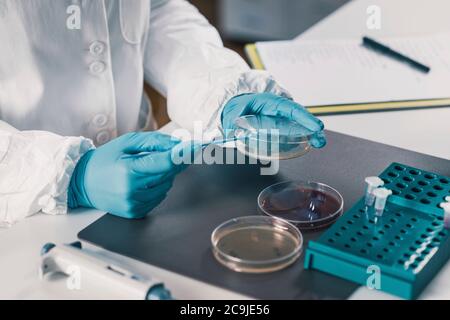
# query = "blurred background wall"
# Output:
<box><xmin>150</xmin><ymin>0</ymin><xmax>350</xmax><ymax>127</ymax></box>
<box><xmin>191</xmin><ymin>0</ymin><xmax>349</xmax><ymax>55</ymax></box>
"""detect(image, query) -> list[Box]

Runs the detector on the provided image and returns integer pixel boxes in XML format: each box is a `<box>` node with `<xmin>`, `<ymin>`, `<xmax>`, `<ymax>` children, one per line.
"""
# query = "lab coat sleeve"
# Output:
<box><xmin>0</xmin><ymin>120</ymin><xmax>94</xmax><ymax>227</ymax></box>
<box><xmin>143</xmin><ymin>0</ymin><xmax>291</xmax><ymax>134</ymax></box>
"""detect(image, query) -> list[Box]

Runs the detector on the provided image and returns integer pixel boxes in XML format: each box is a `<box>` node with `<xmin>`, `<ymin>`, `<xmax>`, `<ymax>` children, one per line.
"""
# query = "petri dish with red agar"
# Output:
<box><xmin>258</xmin><ymin>181</ymin><xmax>344</xmax><ymax>230</ymax></box>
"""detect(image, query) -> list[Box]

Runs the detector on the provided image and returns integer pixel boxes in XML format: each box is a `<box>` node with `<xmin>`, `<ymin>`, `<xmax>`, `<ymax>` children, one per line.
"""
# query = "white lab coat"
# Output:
<box><xmin>0</xmin><ymin>0</ymin><xmax>288</xmax><ymax>226</ymax></box>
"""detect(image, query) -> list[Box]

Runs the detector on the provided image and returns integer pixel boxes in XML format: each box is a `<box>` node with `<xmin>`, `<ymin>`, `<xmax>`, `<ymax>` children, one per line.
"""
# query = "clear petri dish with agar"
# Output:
<box><xmin>258</xmin><ymin>181</ymin><xmax>344</xmax><ymax>230</ymax></box>
<box><xmin>233</xmin><ymin>115</ymin><xmax>315</xmax><ymax>160</ymax></box>
<box><xmin>211</xmin><ymin>216</ymin><xmax>303</xmax><ymax>273</ymax></box>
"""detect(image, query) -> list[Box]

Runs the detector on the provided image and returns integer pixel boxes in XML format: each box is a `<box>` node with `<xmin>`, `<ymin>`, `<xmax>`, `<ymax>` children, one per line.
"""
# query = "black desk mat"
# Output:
<box><xmin>78</xmin><ymin>131</ymin><xmax>450</xmax><ymax>299</ymax></box>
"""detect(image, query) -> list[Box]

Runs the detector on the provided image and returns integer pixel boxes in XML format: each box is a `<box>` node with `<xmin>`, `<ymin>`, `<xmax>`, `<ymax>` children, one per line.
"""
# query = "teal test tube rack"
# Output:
<box><xmin>304</xmin><ymin>163</ymin><xmax>450</xmax><ymax>299</ymax></box>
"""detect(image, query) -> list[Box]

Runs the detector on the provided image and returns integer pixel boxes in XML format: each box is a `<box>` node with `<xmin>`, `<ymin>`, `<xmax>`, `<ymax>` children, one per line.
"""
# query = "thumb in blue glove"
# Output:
<box><xmin>68</xmin><ymin>132</ymin><xmax>197</xmax><ymax>219</ymax></box>
<box><xmin>221</xmin><ymin>93</ymin><xmax>326</xmax><ymax>148</ymax></box>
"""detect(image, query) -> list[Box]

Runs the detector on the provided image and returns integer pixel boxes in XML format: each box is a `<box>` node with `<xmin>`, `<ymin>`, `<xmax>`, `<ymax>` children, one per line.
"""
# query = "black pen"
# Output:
<box><xmin>362</xmin><ymin>36</ymin><xmax>431</xmax><ymax>73</ymax></box>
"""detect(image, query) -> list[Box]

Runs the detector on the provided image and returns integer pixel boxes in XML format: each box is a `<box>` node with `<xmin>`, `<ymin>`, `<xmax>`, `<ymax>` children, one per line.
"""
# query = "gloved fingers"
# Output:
<box><xmin>221</xmin><ymin>94</ymin><xmax>255</xmax><ymax>129</ymax></box>
<box><xmin>129</xmin><ymin>149</ymin><xmax>177</xmax><ymax>175</ymax></box>
<box><xmin>129</xmin><ymin>140</ymin><xmax>201</xmax><ymax>184</ymax></box>
<box><xmin>134</xmin><ymin>195</ymin><xmax>168</xmax><ymax>219</ymax></box>
<box><xmin>170</xmin><ymin>140</ymin><xmax>203</xmax><ymax>166</ymax></box>
<box><xmin>309</xmin><ymin>131</ymin><xmax>327</xmax><ymax>149</ymax></box>
<box><xmin>119</xmin><ymin>194</ymin><xmax>167</xmax><ymax>219</ymax></box>
<box><xmin>118</xmin><ymin>181</ymin><xmax>172</xmax><ymax>219</ymax></box>
<box><xmin>121</xmin><ymin>132</ymin><xmax>181</xmax><ymax>154</ymax></box>
<box><xmin>132</xmin><ymin>192</ymin><xmax>169</xmax><ymax>209</ymax></box>
<box><xmin>137</xmin><ymin>170</ymin><xmax>179</xmax><ymax>189</ymax></box>
<box><xmin>261</xmin><ymin>99</ymin><xmax>324</xmax><ymax>133</ymax></box>
<box><xmin>148</xmin><ymin>179</ymin><xmax>174</xmax><ymax>196</ymax></box>
<box><xmin>134</xmin><ymin>179</ymin><xmax>174</xmax><ymax>202</ymax></box>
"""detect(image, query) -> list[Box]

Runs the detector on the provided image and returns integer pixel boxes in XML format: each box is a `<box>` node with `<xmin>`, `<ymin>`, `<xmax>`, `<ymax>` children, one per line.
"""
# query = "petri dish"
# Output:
<box><xmin>258</xmin><ymin>181</ymin><xmax>344</xmax><ymax>230</ymax></box>
<box><xmin>233</xmin><ymin>115</ymin><xmax>314</xmax><ymax>160</ymax></box>
<box><xmin>211</xmin><ymin>216</ymin><xmax>303</xmax><ymax>273</ymax></box>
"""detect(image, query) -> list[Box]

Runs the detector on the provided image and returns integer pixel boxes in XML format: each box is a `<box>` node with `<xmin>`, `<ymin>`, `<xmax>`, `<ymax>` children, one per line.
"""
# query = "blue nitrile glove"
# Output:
<box><xmin>68</xmin><ymin>132</ymin><xmax>198</xmax><ymax>219</ymax></box>
<box><xmin>221</xmin><ymin>93</ymin><xmax>326</xmax><ymax>148</ymax></box>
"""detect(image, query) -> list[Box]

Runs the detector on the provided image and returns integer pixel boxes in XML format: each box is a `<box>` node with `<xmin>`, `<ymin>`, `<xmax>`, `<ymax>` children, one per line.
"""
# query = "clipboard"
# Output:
<box><xmin>245</xmin><ymin>44</ymin><xmax>450</xmax><ymax>115</ymax></box>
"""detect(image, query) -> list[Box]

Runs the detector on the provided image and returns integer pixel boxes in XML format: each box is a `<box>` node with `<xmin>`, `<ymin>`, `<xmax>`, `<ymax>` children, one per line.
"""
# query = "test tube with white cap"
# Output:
<box><xmin>373</xmin><ymin>187</ymin><xmax>392</xmax><ymax>217</ymax></box>
<box><xmin>439</xmin><ymin>196</ymin><xmax>450</xmax><ymax>229</ymax></box>
<box><xmin>364</xmin><ymin>177</ymin><xmax>385</xmax><ymax>207</ymax></box>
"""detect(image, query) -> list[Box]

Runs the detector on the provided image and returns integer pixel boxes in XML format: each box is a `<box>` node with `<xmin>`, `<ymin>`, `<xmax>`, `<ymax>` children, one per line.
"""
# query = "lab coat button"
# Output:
<box><xmin>92</xmin><ymin>114</ymin><xmax>108</xmax><ymax>127</ymax></box>
<box><xmin>89</xmin><ymin>41</ymin><xmax>105</xmax><ymax>56</ymax></box>
<box><xmin>96</xmin><ymin>131</ymin><xmax>111</xmax><ymax>144</ymax></box>
<box><xmin>89</xmin><ymin>61</ymin><xmax>106</xmax><ymax>75</ymax></box>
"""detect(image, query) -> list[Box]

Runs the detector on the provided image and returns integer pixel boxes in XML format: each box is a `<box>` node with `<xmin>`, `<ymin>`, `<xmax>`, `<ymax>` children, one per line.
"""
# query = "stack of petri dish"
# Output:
<box><xmin>211</xmin><ymin>115</ymin><xmax>344</xmax><ymax>273</ymax></box>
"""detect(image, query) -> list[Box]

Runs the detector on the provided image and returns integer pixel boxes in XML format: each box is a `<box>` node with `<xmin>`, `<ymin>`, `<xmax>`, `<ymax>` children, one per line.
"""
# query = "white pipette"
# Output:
<box><xmin>201</xmin><ymin>136</ymin><xmax>242</xmax><ymax>149</ymax></box>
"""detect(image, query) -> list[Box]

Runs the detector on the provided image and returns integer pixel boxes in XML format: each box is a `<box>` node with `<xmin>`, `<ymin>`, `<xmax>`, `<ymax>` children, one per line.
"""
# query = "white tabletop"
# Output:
<box><xmin>1</xmin><ymin>0</ymin><xmax>449</xmax><ymax>300</ymax></box>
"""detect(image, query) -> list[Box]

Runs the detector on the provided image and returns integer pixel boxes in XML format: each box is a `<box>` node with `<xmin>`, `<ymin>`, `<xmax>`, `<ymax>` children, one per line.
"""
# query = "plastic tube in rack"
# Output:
<box><xmin>364</xmin><ymin>177</ymin><xmax>385</xmax><ymax>207</ymax></box>
<box><xmin>440</xmin><ymin>196</ymin><xmax>450</xmax><ymax>229</ymax></box>
<box><xmin>373</xmin><ymin>187</ymin><xmax>392</xmax><ymax>217</ymax></box>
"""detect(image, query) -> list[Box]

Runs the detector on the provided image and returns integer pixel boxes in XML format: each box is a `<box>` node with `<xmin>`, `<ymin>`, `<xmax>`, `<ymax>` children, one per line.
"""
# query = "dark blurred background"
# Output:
<box><xmin>190</xmin><ymin>0</ymin><xmax>349</xmax><ymax>56</ymax></box>
<box><xmin>150</xmin><ymin>0</ymin><xmax>349</xmax><ymax>126</ymax></box>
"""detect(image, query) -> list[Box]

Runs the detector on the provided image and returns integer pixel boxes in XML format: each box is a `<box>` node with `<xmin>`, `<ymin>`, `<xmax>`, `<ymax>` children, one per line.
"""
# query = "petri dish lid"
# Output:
<box><xmin>233</xmin><ymin>115</ymin><xmax>315</xmax><ymax>160</ymax></box>
<box><xmin>211</xmin><ymin>216</ymin><xmax>303</xmax><ymax>273</ymax></box>
<box><xmin>258</xmin><ymin>181</ymin><xmax>344</xmax><ymax>230</ymax></box>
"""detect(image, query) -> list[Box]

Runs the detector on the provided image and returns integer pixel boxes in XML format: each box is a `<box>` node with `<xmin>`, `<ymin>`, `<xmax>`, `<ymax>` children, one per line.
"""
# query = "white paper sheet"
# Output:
<box><xmin>256</xmin><ymin>34</ymin><xmax>450</xmax><ymax>106</ymax></box>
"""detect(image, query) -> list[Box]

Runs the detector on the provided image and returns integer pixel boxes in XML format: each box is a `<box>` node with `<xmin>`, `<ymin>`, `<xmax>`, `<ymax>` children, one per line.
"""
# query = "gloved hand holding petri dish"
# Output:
<box><xmin>231</xmin><ymin>114</ymin><xmax>319</xmax><ymax>161</ymax></box>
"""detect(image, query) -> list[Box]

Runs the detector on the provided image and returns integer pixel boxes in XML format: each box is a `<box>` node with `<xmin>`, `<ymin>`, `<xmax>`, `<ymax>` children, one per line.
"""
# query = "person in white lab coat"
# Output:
<box><xmin>0</xmin><ymin>0</ymin><xmax>325</xmax><ymax>226</ymax></box>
